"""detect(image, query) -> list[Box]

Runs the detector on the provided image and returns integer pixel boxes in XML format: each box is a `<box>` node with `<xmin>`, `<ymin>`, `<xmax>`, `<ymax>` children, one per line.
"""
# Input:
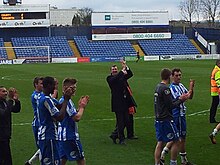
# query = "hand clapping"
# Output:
<box><xmin>189</xmin><ymin>79</ymin><xmax>195</xmax><ymax>89</ymax></box>
<box><xmin>8</xmin><ymin>87</ymin><xmax>19</xmax><ymax>100</ymax></box>
<box><xmin>78</xmin><ymin>95</ymin><xmax>89</xmax><ymax>108</ymax></box>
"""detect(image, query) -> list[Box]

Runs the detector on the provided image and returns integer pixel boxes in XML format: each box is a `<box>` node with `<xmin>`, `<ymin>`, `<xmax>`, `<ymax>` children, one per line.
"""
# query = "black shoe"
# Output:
<box><xmin>119</xmin><ymin>140</ymin><xmax>126</xmax><ymax>145</ymax></box>
<box><xmin>24</xmin><ymin>161</ymin><xmax>31</xmax><ymax>165</ymax></box>
<box><xmin>210</xmin><ymin>121</ymin><xmax>219</xmax><ymax>123</ymax></box>
<box><xmin>109</xmin><ymin>135</ymin><xmax>117</xmax><ymax>144</ymax></box>
<box><xmin>127</xmin><ymin>136</ymin><xmax>138</xmax><ymax>140</ymax></box>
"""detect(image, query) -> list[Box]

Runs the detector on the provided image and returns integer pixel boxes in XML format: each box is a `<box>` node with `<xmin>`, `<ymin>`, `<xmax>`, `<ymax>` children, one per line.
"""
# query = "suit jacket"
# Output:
<box><xmin>0</xmin><ymin>99</ymin><xmax>21</xmax><ymax>140</ymax></box>
<box><xmin>107</xmin><ymin>67</ymin><xmax>133</xmax><ymax>113</ymax></box>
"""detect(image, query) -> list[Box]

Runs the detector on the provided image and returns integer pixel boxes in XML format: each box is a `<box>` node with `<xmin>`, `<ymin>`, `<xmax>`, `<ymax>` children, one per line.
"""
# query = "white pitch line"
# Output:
<box><xmin>12</xmin><ymin>109</ymin><xmax>211</xmax><ymax>126</ymax></box>
<box><xmin>13</xmin><ymin>122</ymin><xmax>32</xmax><ymax>126</ymax></box>
<box><xmin>187</xmin><ymin>109</ymin><xmax>209</xmax><ymax>116</ymax></box>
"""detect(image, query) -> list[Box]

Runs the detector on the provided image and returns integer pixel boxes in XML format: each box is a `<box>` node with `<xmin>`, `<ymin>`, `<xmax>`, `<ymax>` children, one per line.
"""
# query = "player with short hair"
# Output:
<box><xmin>58</xmin><ymin>78</ymin><xmax>89</xmax><ymax>165</ymax></box>
<box><xmin>154</xmin><ymin>68</ymin><xmax>188</xmax><ymax>165</ymax></box>
<box><xmin>31</xmin><ymin>77</ymin><xmax>44</xmax><ymax>146</ymax></box>
<box><xmin>37</xmin><ymin>76</ymin><xmax>74</xmax><ymax>165</ymax></box>
<box><xmin>160</xmin><ymin>68</ymin><xmax>195</xmax><ymax>165</ymax></box>
<box><xmin>25</xmin><ymin>77</ymin><xmax>44</xmax><ymax>165</ymax></box>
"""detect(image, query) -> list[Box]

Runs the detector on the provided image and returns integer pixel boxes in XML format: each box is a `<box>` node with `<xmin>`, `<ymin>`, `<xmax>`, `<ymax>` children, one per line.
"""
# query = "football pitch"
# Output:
<box><xmin>0</xmin><ymin>60</ymin><xmax>219</xmax><ymax>165</ymax></box>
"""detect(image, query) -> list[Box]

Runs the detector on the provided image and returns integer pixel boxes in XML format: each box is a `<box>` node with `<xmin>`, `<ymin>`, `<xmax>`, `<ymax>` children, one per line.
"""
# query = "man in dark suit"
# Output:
<box><xmin>0</xmin><ymin>86</ymin><xmax>21</xmax><ymax>165</ymax></box>
<box><xmin>107</xmin><ymin>60</ymin><xmax>135</xmax><ymax>144</ymax></box>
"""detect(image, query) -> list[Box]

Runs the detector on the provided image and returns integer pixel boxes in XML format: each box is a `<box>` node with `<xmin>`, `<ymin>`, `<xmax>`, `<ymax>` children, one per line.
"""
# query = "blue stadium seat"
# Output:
<box><xmin>0</xmin><ymin>38</ymin><xmax>7</xmax><ymax>59</ymax></box>
<box><xmin>11</xmin><ymin>36</ymin><xmax>74</xmax><ymax>59</ymax></box>
<box><xmin>73</xmin><ymin>36</ymin><xmax>136</xmax><ymax>58</ymax></box>
<box><xmin>138</xmin><ymin>34</ymin><xmax>200</xmax><ymax>56</ymax></box>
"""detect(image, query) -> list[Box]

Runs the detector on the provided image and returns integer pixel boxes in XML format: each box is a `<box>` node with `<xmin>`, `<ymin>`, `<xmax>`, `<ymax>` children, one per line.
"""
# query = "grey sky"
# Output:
<box><xmin>1</xmin><ymin>0</ymin><xmax>182</xmax><ymax>20</ymax></box>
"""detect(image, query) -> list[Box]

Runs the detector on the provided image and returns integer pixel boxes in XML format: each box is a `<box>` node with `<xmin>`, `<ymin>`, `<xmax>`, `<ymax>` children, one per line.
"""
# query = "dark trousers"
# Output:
<box><xmin>114</xmin><ymin>111</ymin><xmax>129</xmax><ymax>141</ymax></box>
<box><xmin>0</xmin><ymin>140</ymin><xmax>12</xmax><ymax>165</ymax></box>
<box><xmin>210</xmin><ymin>96</ymin><xmax>219</xmax><ymax>122</ymax></box>
<box><xmin>127</xmin><ymin>114</ymin><xmax>134</xmax><ymax>138</ymax></box>
<box><xmin>111</xmin><ymin>113</ymin><xmax>134</xmax><ymax>139</ymax></box>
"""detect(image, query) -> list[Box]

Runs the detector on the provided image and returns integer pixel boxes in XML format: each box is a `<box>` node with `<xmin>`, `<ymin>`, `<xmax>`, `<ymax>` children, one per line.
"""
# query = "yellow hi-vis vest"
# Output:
<box><xmin>211</xmin><ymin>65</ymin><xmax>220</xmax><ymax>96</ymax></box>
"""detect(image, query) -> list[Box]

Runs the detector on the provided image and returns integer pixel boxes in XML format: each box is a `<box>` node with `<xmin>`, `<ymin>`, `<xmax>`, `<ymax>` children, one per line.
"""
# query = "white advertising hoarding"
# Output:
<box><xmin>52</xmin><ymin>58</ymin><xmax>77</xmax><ymax>63</ymax></box>
<box><xmin>92</xmin><ymin>11</ymin><xmax>169</xmax><ymax>26</ymax></box>
<box><xmin>144</xmin><ymin>56</ymin><xmax>160</xmax><ymax>61</ymax></box>
<box><xmin>0</xmin><ymin>19</ymin><xmax>50</xmax><ymax>28</ymax></box>
<box><xmin>195</xmin><ymin>32</ymin><xmax>208</xmax><ymax>48</ymax></box>
<box><xmin>92</xmin><ymin>32</ymin><xmax>171</xmax><ymax>40</ymax></box>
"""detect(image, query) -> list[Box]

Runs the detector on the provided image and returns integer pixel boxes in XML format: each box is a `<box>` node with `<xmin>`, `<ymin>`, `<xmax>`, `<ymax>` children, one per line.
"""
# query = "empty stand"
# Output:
<box><xmin>73</xmin><ymin>36</ymin><xmax>136</xmax><ymax>58</ymax></box>
<box><xmin>138</xmin><ymin>34</ymin><xmax>200</xmax><ymax>56</ymax></box>
<box><xmin>0</xmin><ymin>38</ymin><xmax>8</xmax><ymax>59</ymax></box>
<box><xmin>11</xmin><ymin>36</ymin><xmax>74</xmax><ymax>59</ymax></box>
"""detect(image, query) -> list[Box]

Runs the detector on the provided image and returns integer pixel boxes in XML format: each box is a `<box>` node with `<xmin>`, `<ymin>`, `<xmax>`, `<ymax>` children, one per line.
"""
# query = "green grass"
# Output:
<box><xmin>0</xmin><ymin>60</ymin><xmax>218</xmax><ymax>164</ymax></box>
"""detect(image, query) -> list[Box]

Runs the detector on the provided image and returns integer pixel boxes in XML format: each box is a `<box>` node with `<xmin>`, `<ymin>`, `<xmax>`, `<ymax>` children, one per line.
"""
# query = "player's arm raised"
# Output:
<box><xmin>187</xmin><ymin>79</ymin><xmax>195</xmax><ymax>99</ymax></box>
<box><xmin>72</xmin><ymin>95</ymin><xmax>89</xmax><ymax>122</ymax></box>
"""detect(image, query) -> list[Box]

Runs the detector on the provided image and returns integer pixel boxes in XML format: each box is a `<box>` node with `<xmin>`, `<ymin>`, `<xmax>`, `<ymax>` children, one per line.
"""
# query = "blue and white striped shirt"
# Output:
<box><xmin>58</xmin><ymin>96</ymin><xmax>79</xmax><ymax>141</ymax></box>
<box><xmin>31</xmin><ymin>90</ymin><xmax>43</xmax><ymax>127</ymax></box>
<box><xmin>169</xmin><ymin>82</ymin><xmax>188</xmax><ymax>117</ymax></box>
<box><xmin>37</xmin><ymin>93</ymin><xmax>60</xmax><ymax>140</ymax></box>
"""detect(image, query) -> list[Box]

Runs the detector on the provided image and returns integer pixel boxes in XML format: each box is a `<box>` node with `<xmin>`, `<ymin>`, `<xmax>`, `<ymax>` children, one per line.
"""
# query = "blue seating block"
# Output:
<box><xmin>0</xmin><ymin>38</ymin><xmax>7</xmax><ymax>59</ymax></box>
<box><xmin>73</xmin><ymin>36</ymin><xmax>136</xmax><ymax>58</ymax></box>
<box><xmin>11</xmin><ymin>36</ymin><xmax>74</xmax><ymax>58</ymax></box>
<box><xmin>138</xmin><ymin>34</ymin><xmax>200</xmax><ymax>56</ymax></box>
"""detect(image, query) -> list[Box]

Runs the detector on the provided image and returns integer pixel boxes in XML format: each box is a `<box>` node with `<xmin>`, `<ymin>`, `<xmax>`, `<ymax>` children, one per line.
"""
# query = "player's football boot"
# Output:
<box><xmin>24</xmin><ymin>161</ymin><xmax>31</xmax><ymax>165</ymax></box>
<box><xmin>209</xmin><ymin>134</ymin><xmax>217</xmax><ymax>144</ymax></box>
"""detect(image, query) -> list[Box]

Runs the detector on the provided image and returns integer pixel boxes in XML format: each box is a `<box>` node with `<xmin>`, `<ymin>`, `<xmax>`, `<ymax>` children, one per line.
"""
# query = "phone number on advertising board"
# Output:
<box><xmin>133</xmin><ymin>33</ymin><xmax>165</xmax><ymax>39</ymax></box>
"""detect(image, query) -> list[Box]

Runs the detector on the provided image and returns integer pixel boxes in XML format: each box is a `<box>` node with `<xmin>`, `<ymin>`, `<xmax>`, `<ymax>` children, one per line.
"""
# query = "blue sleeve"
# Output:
<box><xmin>67</xmin><ymin>100</ymin><xmax>77</xmax><ymax>117</ymax></box>
<box><xmin>59</xmin><ymin>97</ymin><xmax>64</xmax><ymax>104</ymax></box>
<box><xmin>31</xmin><ymin>93</ymin><xmax>36</xmax><ymax>109</ymax></box>
<box><xmin>44</xmin><ymin>97</ymin><xmax>60</xmax><ymax>117</ymax></box>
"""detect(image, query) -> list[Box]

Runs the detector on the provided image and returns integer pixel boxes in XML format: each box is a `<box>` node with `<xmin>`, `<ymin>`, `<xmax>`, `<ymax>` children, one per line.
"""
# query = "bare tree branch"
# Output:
<box><xmin>72</xmin><ymin>7</ymin><xmax>93</xmax><ymax>26</ymax></box>
<box><xmin>200</xmin><ymin>0</ymin><xmax>220</xmax><ymax>26</ymax></box>
<box><xmin>179</xmin><ymin>0</ymin><xmax>199</xmax><ymax>26</ymax></box>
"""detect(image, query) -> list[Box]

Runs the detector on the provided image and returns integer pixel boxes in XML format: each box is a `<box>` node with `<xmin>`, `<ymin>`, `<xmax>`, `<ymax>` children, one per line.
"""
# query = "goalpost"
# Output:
<box><xmin>0</xmin><ymin>46</ymin><xmax>51</xmax><ymax>63</ymax></box>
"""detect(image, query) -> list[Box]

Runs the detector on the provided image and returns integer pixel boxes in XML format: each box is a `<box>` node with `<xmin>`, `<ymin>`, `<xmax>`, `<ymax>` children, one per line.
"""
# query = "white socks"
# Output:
<box><xmin>161</xmin><ymin>146</ymin><xmax>169</xmax><ymax>159</ymax></box>
<box><xmin>180</xmin><ymin>152</ymin><xmax>188</xmax><ymax>164</ymax></box>
<box><xmin>212</xmin><ymin>128</ymin><xmax>218</xmax><ymax>136</ymax></box>
<box><xmin>28</xmin><ymin>149</ymin><xmax>41</xmax><ymax>164</ymax></box>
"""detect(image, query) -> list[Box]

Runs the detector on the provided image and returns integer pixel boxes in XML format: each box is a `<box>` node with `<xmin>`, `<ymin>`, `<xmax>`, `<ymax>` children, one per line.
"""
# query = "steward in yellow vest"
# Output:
<box><xmin>211</xmin><ymin>65</ymin><xmax>220</xmax><ymax>96</ymax></box>
<box><xmin>210</xmin><ymin>60</ymin><xmax>220</xmax><ymax>123</ymax></box>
